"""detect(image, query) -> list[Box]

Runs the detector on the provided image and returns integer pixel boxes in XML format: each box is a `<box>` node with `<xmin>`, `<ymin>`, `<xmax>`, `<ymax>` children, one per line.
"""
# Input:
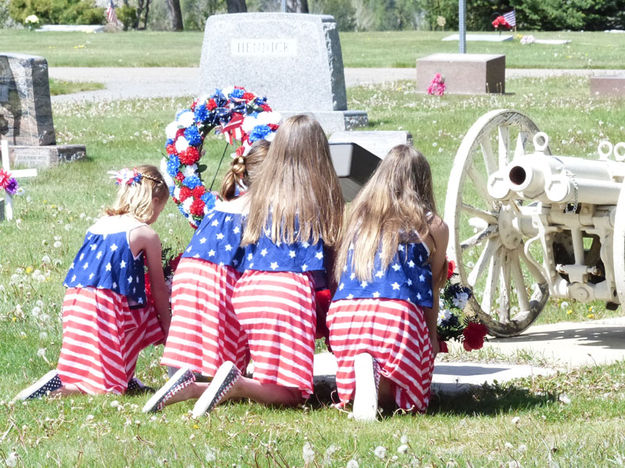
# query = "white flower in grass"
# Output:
<box><xmin>323</xmin><ymin>444</ymin><xmax>339</xmax><ymax>464</ymax></box>
<box><xmin>5</xmin><ymin>452</ymin><xmax>18</xmax><ymax>467</ymax></box>
<box><xmin>504</xmin><ymin>442</ymin><xmax>513</xmax><ymax>449</ymax></box>
<box><xmin>400</xmin><ymin>434</ymin><xmax>408</xmax><ymax>444</ymax></box>
<box><xmin>559</xmin><ymin>394</ymin><xmax>571</xmax><ymax>405</ymax></box>
<box><xmin>205</xmin><ymin>447</ymin><xmax>216</xmax><ymax>463</ymax></box>
<box><xmin>31</xmin><ymin>306</ymin><xmax>41</xmax><ymax>318</ymax></box>
<box><xmin>110</xmin><ymin>400</ymin><xmax>120</xmax><ymax>408</ymax></box>
<box><xmin>177</xmin><ymin>111</ymin><xmax>195</xmax><ymax>129</ymax></box>
<box><xmin>85</xmin><ymin>414</ymin><xmax>95</xmax><ymax>422</ymax></box>
<box><xmin>37</xmin><ymin>348</ymin><xmax>46</xmax><ymax>358</ymax></box>
<box><xmin>346</xmin><ymin>460</ymin><xmax>359</xmax><ymax>468</ymax></box>
<box><xmin>41</xmin><ymin>255</ymin><xmax>51</xmax><ymax>264</ymax></box>
<box><xmin>39</xmin><ymin>332</ymin><xmax>48</xmax><ymax>340</ymax></box>
<box><xmin>302</xmin><ymin>442</ymin><xmax>315</xmax><ymax>464</ymax></box>
<box><xmin>397</xmin><ymin>444</ymin><xmax>409</xmax><ymax>454</ymax></box>
<box><xmin>373</xmin><ymin>446</ymin><xmax>386</xmax><ymax>459</ymax></box>
<box><xmin>511</xmin><ymin>416</ymin><xmax>521</xmax><ymax>425</ymax></box>
<box><xmin>36</xmin><ymin>300</ymin><xmax>44</xmax><ymax>307</ymax></box>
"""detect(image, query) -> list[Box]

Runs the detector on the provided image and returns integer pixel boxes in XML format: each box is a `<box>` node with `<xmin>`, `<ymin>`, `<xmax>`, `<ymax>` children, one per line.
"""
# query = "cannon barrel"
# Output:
<box><xmin>488</xmin><ymin>154</ymin><xmax>625</xmax><ymax>205</ymax></box>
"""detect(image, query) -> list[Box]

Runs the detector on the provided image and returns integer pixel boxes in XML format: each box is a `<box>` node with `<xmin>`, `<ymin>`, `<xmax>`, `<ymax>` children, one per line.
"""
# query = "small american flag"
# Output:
<box><xmin>503</xmin><ymin>10</ymin><xmax>516</xmax><ymax>28</ymax></box>
<box><xmin>106</xmin><ymin>0</ymin><xmax>118</xmax><ymax>24</ymax></box>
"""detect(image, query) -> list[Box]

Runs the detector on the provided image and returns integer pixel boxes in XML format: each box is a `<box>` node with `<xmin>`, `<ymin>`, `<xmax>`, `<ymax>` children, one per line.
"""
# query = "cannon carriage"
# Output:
<box><xmin>444</xmin><ymin>109</ymin><xmax>625</xmax><ymax>337</ymax></box>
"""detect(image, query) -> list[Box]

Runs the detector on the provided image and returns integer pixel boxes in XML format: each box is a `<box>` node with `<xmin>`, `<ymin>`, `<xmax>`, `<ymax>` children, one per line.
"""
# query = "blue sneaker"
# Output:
<box><xmin>192</xmin><ymin>361</ymin><xmax>241</xmax><ymax>418</ymax></box>
<box><xmin>13</xmin><ymin>370</ymin><xmax>62</xmax><ymax>402</ymax></box>
<box><xmin>142</xmin><ymin>367</ymin><xmax>195</xmax><ymax>413</ymax></box>
<box><xmin>126</xmin><ymin>377</ymin><xmax>155</xmax><ymax>395</ymax></box>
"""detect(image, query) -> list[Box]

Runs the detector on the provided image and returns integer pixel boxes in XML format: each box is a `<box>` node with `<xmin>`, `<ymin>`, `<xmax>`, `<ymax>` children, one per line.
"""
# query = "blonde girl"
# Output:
<box><xmin>143</xmin><ymin>140</ymin><xmax>270</xmax><ymax>413</ymax></box>
<box><xmin>14</xmin><ymin>165</ymin><xmax>170</xmax><ymax>400</ymax></box>
<box><xmin>190</xmin><ymin>114</ymin><xmax>343</xmax><ymax>417</ymax></box>
<box><xmin>327</xmin><ymin>145</ymin><xmax>448</xmax><ymax>421</ymax></box>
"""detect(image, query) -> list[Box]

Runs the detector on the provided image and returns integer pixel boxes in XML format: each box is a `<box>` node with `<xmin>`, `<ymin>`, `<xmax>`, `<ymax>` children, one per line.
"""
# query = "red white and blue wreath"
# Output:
<box><xmin>162</xmin><ymin>86</ymin><xmax>281</xmax><ymax>228</ymax></box>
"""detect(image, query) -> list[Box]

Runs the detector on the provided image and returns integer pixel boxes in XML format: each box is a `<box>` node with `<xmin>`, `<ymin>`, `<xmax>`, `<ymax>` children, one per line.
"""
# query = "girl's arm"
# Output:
<box><xmin>423</xmin><ymin>215</ymin><xmax>449</xmax><ymax>357</ymax></box>
<box><xmin>130</xmin><ymin>226</ymin><xmax>171</xmax><ymax>336</ymax></box>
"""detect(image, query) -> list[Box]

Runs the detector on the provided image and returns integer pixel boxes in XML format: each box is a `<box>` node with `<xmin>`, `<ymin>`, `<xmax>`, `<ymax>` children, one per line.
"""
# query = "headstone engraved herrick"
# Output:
<box><xmin>0</xmin><ymin>53</ymin><xmax>86</xmax><ymax>167</ymax></box>
<box><xmin>199</xmin><ymin>13</ymin><xmax>368</xmax><ymax>133</ymax></box>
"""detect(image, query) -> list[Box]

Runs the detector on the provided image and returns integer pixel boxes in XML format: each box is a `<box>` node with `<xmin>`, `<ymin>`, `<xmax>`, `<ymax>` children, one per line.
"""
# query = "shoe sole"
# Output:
<box><xmin>192</xmin><ymin>362</ymin><xmax>238</xmax><ymax>418</ymax></box>
<box><xmin>353</xmin><ymin>353</ymin><xmax>378</xmax><ymax>422</ymax></box>
<box><xmin>12</xmin><ymin>370</ymin><xmax>60</xmax><ymax>403</ymax></box>
<box><xmin>142</xmin><ymin>367</ymin><xmax>191</xmax><ymax>413</ymax></box>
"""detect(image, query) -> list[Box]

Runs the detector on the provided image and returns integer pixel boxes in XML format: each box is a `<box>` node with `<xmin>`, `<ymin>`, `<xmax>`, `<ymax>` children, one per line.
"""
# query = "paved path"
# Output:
<box><xmin>49</xmin><ymin>66</ymin><xmax>625</xmax><ymax>103</ymax></box>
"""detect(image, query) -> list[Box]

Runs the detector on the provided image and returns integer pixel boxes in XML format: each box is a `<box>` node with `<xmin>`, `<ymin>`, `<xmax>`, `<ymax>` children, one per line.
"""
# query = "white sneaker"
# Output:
<box><xmin>353</xmin><ymin>353</ymin><xmax>378</xmax><ymax>422</ymax></box>
<box><xmin>12</xmin><ymin>370</ymin><xmax>62</xmax><ymax>403</ymax></box>
<box><xmin>192</xmin><ymin>361</ymin><xmax>241</xmax><ymax>418</ymax></box>
<box><xmin>142</xmin><ymin>367</ymin><xmax>195</xmax><ymax>413</ymax></box>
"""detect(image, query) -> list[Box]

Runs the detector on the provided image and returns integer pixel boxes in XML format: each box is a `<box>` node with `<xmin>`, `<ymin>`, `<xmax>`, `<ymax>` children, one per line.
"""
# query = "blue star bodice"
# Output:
<box><xmin>332</xmin><ymin>239</ymin><xmax>433</xmax><ymax>308</ymax></box>
<box><xmin>64</xmin><ymin>216</ymin><xmax>147</xmax><ymax>306</ymax></box>
<box><xmin>181</xmin><ymin>205</ymin><xmax>245</xmax><ymax>269</ymax></box>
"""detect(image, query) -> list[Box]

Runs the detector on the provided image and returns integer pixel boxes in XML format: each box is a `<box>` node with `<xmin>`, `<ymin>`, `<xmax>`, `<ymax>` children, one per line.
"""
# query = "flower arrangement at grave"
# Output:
<box><xmin>492</xmin><ymin>15</ymin><xmax>511</xmax><ymax>31</ymax></box>
<box><xmin>163</xmin><ymin>86</ymin><xmax>280</xmax><ymax>228</ymax></box>
<box><xmin>520</xmin><ymin>34</ymin><xmax>536</xmax><ymax>45</ymax></box>
<box><xmin>0</xmin><ymin>169</ymin><xmax>19</xmax><ymax>196</ymax></box>
<box><xmin>24</xmin><ymin>14</ymin><xmax>40</xmax><ymax>30</ymax></box>
<box><xmin>437</xmin><ymin>259</ymin><xmax>489</xmax><ymax>352</ymax></box>
<box><xmin>427</xmin><ymin>73</ymin><xmax>446</xmax><ymax>96</ymax></box>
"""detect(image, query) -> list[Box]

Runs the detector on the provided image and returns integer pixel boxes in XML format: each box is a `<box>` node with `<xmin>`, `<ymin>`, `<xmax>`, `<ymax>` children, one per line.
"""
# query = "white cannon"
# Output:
<box><xmin>444</xmin><ymin>109</ymin><xmax>625</xmax><ymax>337</ymax></box>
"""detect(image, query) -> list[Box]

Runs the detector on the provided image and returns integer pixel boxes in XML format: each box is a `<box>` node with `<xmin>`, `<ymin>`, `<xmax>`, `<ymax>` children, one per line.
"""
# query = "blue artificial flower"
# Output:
<box><xmin>231</xmin><ymin>100</ymin><xmax>246</xmax><ymax>114</ymax></box>
<box><xmin>184</xmin><ymin>126</ymin><xmax>202</xmax><ymax>146</ymax></box>
<box><xmin>212</xmin><ymin>90</ymin><xmax>228</xmax><ymax>107</ymax></box>
<box><xmin>178</xmin><ymin>204</ymin><xmax>188</xmax><ymax>217</ymax></box>
<box><xmin>201</xmin><ymin>192</ymin><xmax>216</xmax><ymax>210</ymax></box>
<box><xmin>165</xmin><ymin>138</ymin><xmax>174</xmax><ymax>147</ymax></box>
<box><xmin>167</xmin><ymin>155</ymin><xmax>180</xmax><ymax>178</ymax></box>
<box><xmin>182</xmin><ymin>175</ymin><xmax>202</xmax><ymax>189</ymax></box>
<box><xmin>169</xmin><ymin>185</ymin><xmax>176</xmax><ymax>196</ymax></box>
<box><xmin>194</xmin><ymin>103</ymin><xmax>210</xmax><ymax>123</ymax></box>
<box><xmin>229</xmin><ymin>88</ymin><xmax>245</xmax><ymax>99</ymax></box>
<box><xmin>248</xmin><ymin>124</ymin><xmax>272</xmax><ymax>143</ymax></box>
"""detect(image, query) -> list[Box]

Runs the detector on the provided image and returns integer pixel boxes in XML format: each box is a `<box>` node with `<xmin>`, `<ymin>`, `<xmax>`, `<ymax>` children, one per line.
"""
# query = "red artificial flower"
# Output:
<box><xmin>492</xmin><ymin>15</ymin><xmax>511</xmax><ymax>30</ymax></box>
<box><xmin>439</xmin><ymin>340</ymin><xmax>449</xmax><ymax>353</ymax></box>
<box><xmin>166</xmin><ymin>144</ymin><xmax>177</xmax><ymax>156</ymax></box>
<box><xmin>462</xmin><ymin>322</ymin><xmax>489</xmax><ymax>351</ymax></box>
<box><xmin>447</xmin><ymin>259</ymin><xmax>455</xmax><ymax>280</ymax></box>
<box><xmin>235</xmin><ymin>145</ymin><xmax>246</xmax><ymax>156</ymax></box>
<box><xmin>242</xmin><ymin>92</ymin><xmax>255</xmax><ymax>102</ymax></box>
<box><xmin>144</xmin><ymin>271</ymin><xmax>154</xmax><ymax>305</ymax></box>
<box><xmin>261</xmin><ymin>104</ymin><xmax>272</xmax><ymax>112</ymax></box>
<box><xmin>178</xmin><ymin>147</ymin><xmax>200</xmax><ymax>165</ymax></box>
<box><xmin>268</xmin><ymin>123</ymin><xmax>279</xmax><ymax>131</ymax></box>
<box><xmin>175</xmin><ymin>172</ymin><xmax>185</xmax><ymax>182</ymax></box>
<box><xmin>170</xmin><ymin>253</ymin><xmax>183</xmax><ymax>273</ymax></box>
<box><xmin>189</xmin><ymin>198</ymin><xmax>205</xmax><ymax>216</ymax></box>
<box><xmin>207</xmin><ymin>99</ymin><xmax>217</xmax><ymax>110</ymax></box>
<box><xmin>179</xmin><ymin>186</ymin><xmax>192</xmax><ymax>202</ymax></box>
<box><xmin>175</xmin><ymin>129</ymin><xmax>185</xmax><ymax>139</ymax></box>
<box><xmin>192</xmin><ymin>186</ymin><xmax>205</xmax><ymax>198</ymax></box>
<box><xmin>190</xmin><ymin>100</ymin><xmax>197</xmax><ymax>111</ymax></box>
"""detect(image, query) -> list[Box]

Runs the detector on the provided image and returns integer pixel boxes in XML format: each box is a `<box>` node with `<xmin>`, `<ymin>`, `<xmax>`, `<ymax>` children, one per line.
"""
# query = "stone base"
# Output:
<box><xmin>590</xmin><ymin>76</ymin><xmax>625</xmax><ymax>97</ymax></box>
<box><xmin>10</xmin><ymin>144</ymin><xmax>86</xmax><ymax>168</ymax></box>
<box><xmin>417</xmin><ymin>53</ymin><xmax>506</xmax><ymax>94</ymax></box>
<box><xmin>279</xmin><ymin>110</ymin><xmax>368</xmax><ymax>133</ymax></box>
<box><xmin>329</xmin><ymin>142</ymin><xmax>381</xmax><ymax>201</ymax></box>
<box><xmin>329</xmin><ymin>130</ymin><xmax>412</xmax><ymax>159</ymax></box>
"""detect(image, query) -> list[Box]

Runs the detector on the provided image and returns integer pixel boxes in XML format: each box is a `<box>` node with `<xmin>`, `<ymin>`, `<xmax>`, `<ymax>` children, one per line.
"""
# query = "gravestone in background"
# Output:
<box><xmin>199</xmin><ymin>13</ymin><xmax>368</xmax><ymax>133</ymax></box>
<box><xmin>0</xmin><ymin>53</ymin><xmax>86</xmax><ymax>167</ymax></box>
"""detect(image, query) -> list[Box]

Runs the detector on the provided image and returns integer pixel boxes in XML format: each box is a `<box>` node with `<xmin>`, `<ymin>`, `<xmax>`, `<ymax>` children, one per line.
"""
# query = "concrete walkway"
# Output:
<box><xmin>49</xmin><ymin>66</ymin><xmax>625</xmax><ymax>103</ymax></box>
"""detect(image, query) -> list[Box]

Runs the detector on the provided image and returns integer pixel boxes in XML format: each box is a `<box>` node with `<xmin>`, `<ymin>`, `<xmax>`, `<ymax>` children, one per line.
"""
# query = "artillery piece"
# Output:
<box><xmin>444</xmin><ymin>109</ymin><xmax>625</xmax><ymax>337</ymax></box>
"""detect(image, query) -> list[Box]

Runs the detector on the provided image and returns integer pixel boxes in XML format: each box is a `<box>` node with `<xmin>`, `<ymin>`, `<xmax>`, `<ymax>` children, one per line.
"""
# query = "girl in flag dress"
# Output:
<box><xmin>189</xmin><ymin>114</ymin><xmax>344</xmax><ymax>417</ymax></box>
<box><xmin>327</xmin><ymin>145</ymin><xmax>448</xmax><ymax>421</ymax></box>
<box><xmin>142</xmin><ymin>141</ymin><xmax>269</xmax><ymax>413</ymax></box>
<box><xmin>13</xmin><ymin>165</ymin><xmax>171</xmax><ymax>401</ymax></box>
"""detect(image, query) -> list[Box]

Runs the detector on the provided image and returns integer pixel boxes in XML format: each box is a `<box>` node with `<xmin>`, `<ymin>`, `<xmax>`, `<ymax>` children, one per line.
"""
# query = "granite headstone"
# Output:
<box><xmin>199</xmin><ymin>13</ymin><xmax>368</xmax><ymax>133</ymax></box>
<box><xmin>0</xmin><ymin>52</ymin><xmax>86</xmax><ymax>167</ymax></box>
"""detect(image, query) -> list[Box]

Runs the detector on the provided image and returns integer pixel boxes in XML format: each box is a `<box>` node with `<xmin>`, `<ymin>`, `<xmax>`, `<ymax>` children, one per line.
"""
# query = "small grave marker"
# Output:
<box><xmin>0</xmin><ymin>139</ymin><xmax>37</xmax><ymax>221</ymax></box>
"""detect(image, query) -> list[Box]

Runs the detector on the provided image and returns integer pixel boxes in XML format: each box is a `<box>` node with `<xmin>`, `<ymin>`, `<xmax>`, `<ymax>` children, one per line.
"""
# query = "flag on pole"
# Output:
<box><xmin>503</xmin><ymin>10</ymin><xmax>516</xmax><ymax>28</ymax></box>
<box><xmin>106</xmin><ymin>0</ymin><xmax>118</xmax><ymax>24</ymax></box>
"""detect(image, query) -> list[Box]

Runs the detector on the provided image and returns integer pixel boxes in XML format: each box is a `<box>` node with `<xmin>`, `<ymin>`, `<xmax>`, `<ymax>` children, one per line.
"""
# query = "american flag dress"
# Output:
<box><xmin>232</xmin><ymin>232</ymin><xmax>327</xmax><ymax>399</ymax></box>
<box><xmin>160</xmin><ymin>205</ymin><xmax>250</xmax><ymax>376</ymax></box>
<box><xmin>57</xmin><ymin>215</ymin><xmax>165</xmax><ymax>394</ymax></box>
<box><xmin>328</xmin><ymin>238</ymin><xmax>435</xmax><ymax>412</ymax></box>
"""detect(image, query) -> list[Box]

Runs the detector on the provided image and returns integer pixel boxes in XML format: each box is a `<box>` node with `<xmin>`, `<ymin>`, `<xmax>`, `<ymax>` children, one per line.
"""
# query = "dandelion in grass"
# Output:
<box><xmin>302</xmin><ymin>442</ymin><xmax>315</xmax><ymax>465</ymax></box>
<box><xmin>5</xmin><ymin>452</ymin><xmax>18</xmax><ymax>467</ymax></box>
<box><xmin>346</xmin><ymin>460</ymin><xmax>359</xmax><ymax>468</ymax></box>
<box><xmin>205</xmin><ymin>447</ymin><xmax>216</xmax><ymax>463</ymax></box>
<box><xmin>373</xmin><ymin>446</ymin><xmax>386</xmax><ymax>459</ymax></box>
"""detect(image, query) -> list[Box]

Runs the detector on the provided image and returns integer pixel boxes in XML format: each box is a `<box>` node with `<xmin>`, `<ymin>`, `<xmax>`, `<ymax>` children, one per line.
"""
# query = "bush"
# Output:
<box><xmin>117</xmin><ymin>4</ymin><xmax>137</xmax><ymax>30</ymax></box>
<box><xmin>9</xmin><ymin>0</ymin><xmax>105</xmax><ymax>25</ymax></box>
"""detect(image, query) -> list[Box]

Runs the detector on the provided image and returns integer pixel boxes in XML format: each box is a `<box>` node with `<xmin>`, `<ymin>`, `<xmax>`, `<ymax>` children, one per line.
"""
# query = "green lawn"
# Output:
<box><xmin>1</xmin><ymin>29</ymin><xmax>624</xmax><ymax>68</ymax></box>
<box><xmin>49</xmin><ymin>78</ymin><xmax>104</xmax><ymax>95</ymax></box>
<box><xmin>2</xmin><ymin>74</ymin><xmax>625</xmax><ymax>464</ymax></box>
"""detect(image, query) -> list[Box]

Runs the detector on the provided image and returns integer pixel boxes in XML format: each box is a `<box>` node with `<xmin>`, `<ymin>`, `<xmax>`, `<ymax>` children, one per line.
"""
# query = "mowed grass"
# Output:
<box><xmin>1</xmin><ymin>29</ymin><xmax>624</xmax><ymax>68</ymax></box>
<box><xmin>49</xmin><ymin>78</ymin><xmax>104</xmax><ymax>95</ymax></box>
<box><xmin>2</xmin><ymin>75</ymin><xmax>625</xmax><ymax>465</ymax></box>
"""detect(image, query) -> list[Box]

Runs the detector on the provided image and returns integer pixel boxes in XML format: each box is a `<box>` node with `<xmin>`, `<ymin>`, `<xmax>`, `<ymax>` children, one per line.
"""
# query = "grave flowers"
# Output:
<box><xmin>492</xmin><ymin>15</ymin><xmax>511</xmax><ymax>31</ymax></box>
<box><xmin>437</xmin><ymin>260</ymin><xmax>488</xmax><ymax>352</ymax></box>
<box><xmin>0</xmin><ymin>169</ymin><xmax>19</xmax><ymax>196</ymax></box>
<box><xmin>427</xmin><ymin>73</ymin><xmax>446</xmax><ymax>96</ymax></box>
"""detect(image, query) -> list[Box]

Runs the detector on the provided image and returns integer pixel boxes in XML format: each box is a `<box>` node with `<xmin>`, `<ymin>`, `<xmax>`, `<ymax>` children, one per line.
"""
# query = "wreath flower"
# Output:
<box><xmin>437</xmin><ymin>260</ymin><xmax>488</xmax><ymax>352</ymax></box>
<box><xmin>163</xmin><ymin>86</ymin><xmax>281</xmax><ymax>228</ymax></box>
<box><xmin>427</xmin><ymin>73</ymin><xmax>446</xmax><ymax>96</ymax></box>
<box><xmin>0</xmin><ymin>169</ymin><xmax>19</xmax><ymax>196</ymax></box>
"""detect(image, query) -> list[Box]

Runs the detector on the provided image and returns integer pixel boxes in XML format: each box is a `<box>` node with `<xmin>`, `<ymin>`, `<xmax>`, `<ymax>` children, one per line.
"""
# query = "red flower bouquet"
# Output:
<box><xmin>492</xmin><ymin>15</ymin><xmax>511</xmax><ymax>30</ymax></box>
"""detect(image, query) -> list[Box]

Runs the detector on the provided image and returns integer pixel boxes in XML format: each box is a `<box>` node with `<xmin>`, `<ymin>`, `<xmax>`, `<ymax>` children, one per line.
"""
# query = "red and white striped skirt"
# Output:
<box><xmin>160</xmin><ymin>258</ymin><xmax>249</xmax><ymax>376</ymax></box>
<box><xmin>57</xmin><ymin>287</ymin><xmax>165</xmax><ymax>395</ymax></box>
<box><xmin>232</xmin><ymin>270</ymin><xmax>317</xmax><ymax>399</ymax></box>
<box><xmin>327</xmin><ymin>298</ymin><xmax>434</xmax><ymax>413</ymax></box>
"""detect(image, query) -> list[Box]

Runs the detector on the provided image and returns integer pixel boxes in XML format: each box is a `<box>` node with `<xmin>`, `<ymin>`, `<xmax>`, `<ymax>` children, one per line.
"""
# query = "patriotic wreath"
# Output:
<box><xmin>162</xmin><ymin>86</ymin><xmax>281</xmax><ymax>228</ymax></box>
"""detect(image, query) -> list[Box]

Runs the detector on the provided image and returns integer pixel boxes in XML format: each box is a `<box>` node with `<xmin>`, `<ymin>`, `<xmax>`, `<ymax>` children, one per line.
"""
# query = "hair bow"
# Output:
<box><xmin>108</xmin><ymin>168</ymin><xmax>143</xmax><ymax>186</ymax></box>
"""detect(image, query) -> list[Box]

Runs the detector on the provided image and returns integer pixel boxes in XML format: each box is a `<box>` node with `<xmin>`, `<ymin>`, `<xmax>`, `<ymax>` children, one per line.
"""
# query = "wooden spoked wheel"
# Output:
<box><xmin>444</xmin><ymin>109</ymin><xmax>551</xmax><ymax>337</ymax></box>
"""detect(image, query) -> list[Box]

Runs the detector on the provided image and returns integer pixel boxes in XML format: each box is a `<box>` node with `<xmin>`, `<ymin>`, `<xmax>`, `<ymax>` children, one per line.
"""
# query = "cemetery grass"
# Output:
<box><xmin>2</xmin><ymin>76</ymin><xmax>625</xmax><ymax>465</ymax></box>
<box><xmin>49</xmin><ymin>78</ymin><xmax>104</xmax><ymax>96</ymax></box>
<box><xmin>1</xmin><ymin>30</ymin><xmax>625</xmax><ymax>69</ymax></box>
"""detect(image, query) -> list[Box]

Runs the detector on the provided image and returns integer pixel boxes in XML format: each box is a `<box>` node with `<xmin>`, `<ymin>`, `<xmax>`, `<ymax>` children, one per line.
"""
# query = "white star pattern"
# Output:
<box><xmin>343</xmin><ymin>265</ymin><xmax>348</xmax><ymax>272</ymax></box>
<box><xmin>407</xmin><ymin>279</ymin><xmax>413</xmax><ymax>286</ymax></box>
<box><xmin>419</xmin><ymin>274</ymin><xmax>425</xmax><ymax>282</ymax></box>
<box><xmin>79</xmin><ymin>253</ymin><xmax>85</xmax><ymax>261</ymax></box>
<box><xmin>225</xmin><ymin>216</ymin><xmax>232</xmax><ymax>222</ymax></box>
<box><xmin>373</xmin><ymin>291</ymin><xmax>380</xmax><ymax>298</ymax></box>
<box><xmin>105</xmin><ymin>263</ymin><xmax>112</xmax><ymax>271</ymax></box>
<box><xmin>260</xmin><ymin>249</ymin><xmax>268</xmax><ymax>257</ymax></box>
<box><xmin>200</xmin><ymin>237</ymin><xmax>207</xmax><ymax>244</ymax></box>
<box><xmin>225</xmin><ymin>244</ymin><xmax>232</xmax><ymax>251</ymax></box>
<box><xmin>70</xmin><ymin>262</ymin><xmax>74</xmax><ymax>270</ymax></box>
<box><xmin>90</xmin><ymin>244</ymin><xmax>97</xmax><ymax>251</ymax></box>
<box><xmin>89</xmin><ymin>273</ymin><xmax>94</xmax><ymax>279</ymax></box>
<box><xmin>315</xmin><ymin>252</ymin><xmax>324</xmax><ymax>260</ymax></box>
<box><xmin>417</xmin><ymin>293</ymin><xmax>422</xmax><ymax>300</ymax></box>
<box><xmin>186</xmin><ymin>246</ymin><xmax>193</xmax><ymax>252</ymax></box>
<box><xmin>270</xmin><ymin>262</ymin><xmax>279</xmax><ymax>270</ymax></box>
<box><xmin>302</xmin><ymin>264</ymin><xmax>308</xmax><ymax>271</ymax></box>
<box><xmin>216</xmin><ymin>233</ymin><xmax>224</xmax><ymax>240</ymax></box>
<box><xmin>128</xmin><ymin>276</ymin><xmax>133</xmax><ymax>284</ymax></box>
<box><xmin>211</xmin><ymin>220</ymin><xmax>219</xmax><ymax>226</ymax></box>
<box><xmin>375</xmin><ymin>270</ymin><xmax>384</xmax><ymax>278</ymax></box>
<box><xmin>71</xmin><ymin>275</ymin><xmax>77</xmax><ymax>282</ymax></box>
<box><xmin>360</xmin><ymin>281</ymin><xmax>368</xmax><ymax>288</ymax></box>
<box><xmin>350</xmin><ymin>273</ymin><xmax>356</xmax><ymax>280</ymax></box>
<box><xmin>408</xmin><ymin>260</ymin><xmax>415</xmax><ymax>268</ymax></box>
<box><xmin>392</xmin><ymin>263</ymin><xmax>401</xmax><ymax>272</ymax></box>
<box><xmin>247</xmin><ymin>253</ymin><xmax>253</xmax><ymax>260</ymax></box>
<box><xmin>83</xmin><ymin>262</ymin><xmax>89</xmax><ymax>270</ymax></box>
<box><xmin>392</xmin><ymin>282</ymin><xmax>400</xmax><ymax>290</ymax></box>
<box><xmin>112</xmin><ymin>282</ymin><xmax>117</xmax><ymax>289</ymax></box>
<box><xmin>289</xmin><ymin>250</ymin><xmax>296</xmax><ymax>258</ymax></box>
<box><xmin>96</xmin><ymin>251</ymin><xmax>103</xmax><ymax>260</ymax></box>
<box><xmin>120</xmin><ymin>260</ymin><xmax>126</xmax><ymax>269</ymax></box>
<box><xmin>398</xmin><ymin>245</ymin><xmax>404</xmax><ymax>251</ymax></box>
<box><xmin>208</xmin><ymin>250</ymin><xmax>215</xmax><ymax>257</ymax></box>
<box><xmin>110</xmin><ymin>243</ymin><xmax>118</xmax><ymax>252</ymax></box>
<box><xmin>301</xmin><ymin>241</ymin><xmax>310</xmax><ymax>248</ymax></box>
<box><xmin>347</xmin><ymin>294</ymin><xmax>354</xmax><ymax>299</ymax></box>
<box><xmin>233</xmin><ymin>226</ymin><xmax>240</xmax><ymax>234</ymax></box>
<box><xmin>339</xmin><ymin>283</ymin><xmax>344</xmax><ymax>290</ymax></box>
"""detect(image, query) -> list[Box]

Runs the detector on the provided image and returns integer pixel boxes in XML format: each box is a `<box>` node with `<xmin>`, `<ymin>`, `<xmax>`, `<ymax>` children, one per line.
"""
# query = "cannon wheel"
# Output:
<box><xmin>613</xmin><ymin>183</ymin><xmax>625</xmax><ymax>306</ymax></box>
<box><xmin>444</xmin><ymin>109</ymin><xmax>551</xmax><ymax>337</ymax></box>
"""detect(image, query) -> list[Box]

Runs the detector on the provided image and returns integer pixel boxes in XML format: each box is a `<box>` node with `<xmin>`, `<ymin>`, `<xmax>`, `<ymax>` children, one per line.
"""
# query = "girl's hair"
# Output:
<box><xmin>220</xmin><ymin>139</ymin><xmax>270</xmax><ymax>201</ymax></box>
<box><xmin>105</xmin><ymin>165</ymin><xmax>169</xmax><ymax>223</ymax></box>
<box><xmin>334</xmin><ymin>144</ymin><xmax>437</xmax><ymax>283</ymax></box>
<box><xmin>242</xmin><ymin>114</ymin><xmax>344</xmax><ymax>246</ymax></box>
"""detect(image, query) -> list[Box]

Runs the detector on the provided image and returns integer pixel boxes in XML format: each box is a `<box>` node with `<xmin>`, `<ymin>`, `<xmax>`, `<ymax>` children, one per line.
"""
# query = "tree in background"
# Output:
<box><xmin>227</xmin><ymin>0</ymin><xmax>247</xmax><ymax>11</ymax></box>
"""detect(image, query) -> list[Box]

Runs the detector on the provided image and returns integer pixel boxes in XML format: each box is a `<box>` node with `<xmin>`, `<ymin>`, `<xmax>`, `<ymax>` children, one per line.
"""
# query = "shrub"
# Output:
<box><xmin>9</xmin><ymin>0</ymin><xmax>105</xmax><ymax>25</ymax></box>
<box><xmin>117</xmin><ymin>4</ymin><xmax>138</xmax><ymax>30</ymax></box>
